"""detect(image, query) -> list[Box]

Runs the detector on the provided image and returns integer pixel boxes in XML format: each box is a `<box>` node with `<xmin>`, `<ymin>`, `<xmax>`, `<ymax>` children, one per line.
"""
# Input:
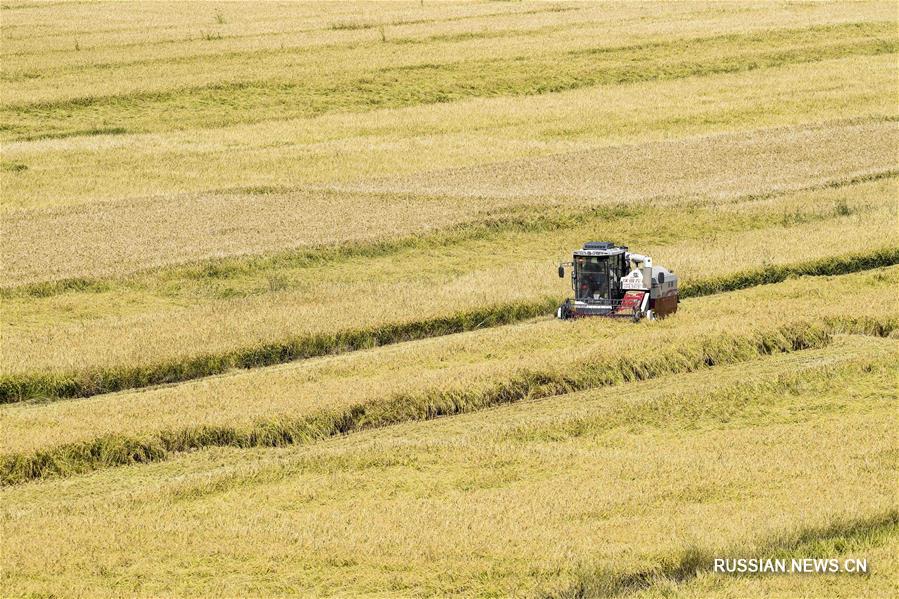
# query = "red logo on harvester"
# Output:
<box><xmin>615</xmin><ymin>291</ymin><xmax>645</xmax><ymax>314</ymax></box>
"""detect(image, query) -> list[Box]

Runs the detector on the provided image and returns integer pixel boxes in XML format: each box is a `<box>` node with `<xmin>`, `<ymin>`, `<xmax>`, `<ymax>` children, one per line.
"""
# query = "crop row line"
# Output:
<box><xmin>4</xmin><ymin>167</ymin><xmax>895</xmax><ymax>298</ymax></box>
<box><xmin>1</xmin><ymin>248</ymin><xmax>896</xmax><ymax>405</ymax></box>
<box><xmin>7</xmin><ymin>21</ymin><xmax>890</xmax><ymax>113</ymax></box>
<box><xmin>1</xmin><ymin>4</ymin><xmax>580</xmax><ymax>58</ymax></box>
<box><xmin>5</xmin><ymin>21</ymin><xmax>893</xmax><ymax>140</ymax></box>
<box><xmin>7</xmin><ymin>317</ymin><xmax>894</xmax><ymax>485</ymax></box>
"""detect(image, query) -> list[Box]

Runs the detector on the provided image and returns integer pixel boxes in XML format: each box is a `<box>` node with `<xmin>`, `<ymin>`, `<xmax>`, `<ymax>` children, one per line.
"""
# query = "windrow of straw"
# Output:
<box><xmin>1</xmin><ymin>249</ymin><xmax>895</xmax><ymax>404</ymax></box>
<box><xmin>0</xmin><ymin>297</ymin><xmax>559</xmax><ymax>403</ymax></box>
<box><xmin>4</xmin><ymin>21</ymin><xmax>894</xmax><ymax>140</ymax></box>
<box><xmin>546</xmin><ymin>510</ymin><xmax>899</xmax><ymax>598</ymax></box>
<box><xmin>4</xmin><ymin>167</ymin><xmax>893</xmax><ymax>295</ymax></box>
<box><xmin>4</xmin><ymin>317</ymin><xmax>894</xmax><ymax>485</ymax></box>
<box><xmin>677</xmin><ymin>246</ymin><xmax>899</xmax><ymax>298</ymax></box>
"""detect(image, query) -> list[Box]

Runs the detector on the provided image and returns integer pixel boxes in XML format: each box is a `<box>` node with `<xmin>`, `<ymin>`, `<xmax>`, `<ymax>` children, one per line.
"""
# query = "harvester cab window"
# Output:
<box><xmin>576</xmin><ymin>256</ymin><xmax>612</xmax><ymax>302</ymax></box>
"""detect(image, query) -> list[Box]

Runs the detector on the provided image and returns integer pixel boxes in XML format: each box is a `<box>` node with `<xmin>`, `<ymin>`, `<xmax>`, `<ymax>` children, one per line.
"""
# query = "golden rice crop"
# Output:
<box><xmin>6</xmin><ymin>1</ymin><xmax>885</xmax><ymax>69</ymax></box>
<box><xmin>16</xmin><ymin>19</ymin><xmax>887</xmax><ymax>140</ymax></box>
<box><xmin>1</xmin><ymin>336</ymin><xmax>894</xmax><ymax>596</ymax></box>
<box><xmin>2</xmin><ymin>2</ymin><xmax>896</xmax><ymax>596</ymax></box>
<box><xmin>2</xmin><ymin>188</ymin><xmax>487</xmax><ymax>285</ymax></box>
<box><xmin>1</xmin><ymin>1</ymin><xmax>571</xmax><ymax>62</ymax></box>
<box><xmin>328</xmin><ymin>119</ymin><xmax>897</xmax><ymax>201</ymax></box>
<box><xmin>1</xmin><ymin>267</ymin><xmax>894</xmax><ymax>477</ymax></box>
<box><xmin>1</xmin><ymin>181</ymin><xmax>894</xmax><ymax>390</ymax></box>
<box><xmin>5</xmin><ymin>3</ymin><xmax>889</xmax><ymax>109</ymax></box>
<box><xmin>3</xmin><ymin>52</ymin><xmax>894</xmax><ymax>211</ymax></box>
<box><xmin>3</xmin><ymin>120</ymin><xmax>895</xmax><ymax>285</ymax></box>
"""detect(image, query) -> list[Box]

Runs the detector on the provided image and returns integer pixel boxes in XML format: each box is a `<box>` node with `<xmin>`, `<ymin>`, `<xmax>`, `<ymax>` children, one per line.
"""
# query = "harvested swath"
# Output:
<box><xmin>3</xmin><ymin>120</ymin><xmax>894</xmax><ymax>286</ymax></box>
<box><xmin>1</xmin><ymin>191</ymin><xmax>895</xmax><ymax>390</ymax></box>
<box><xmin>1</xmin><ymin>250</ymin><xmax>894</xmax><ymax>404</ymax></box>
<box><xmin>0</xmin><ymin>320</ymin><xmax>883</xmax><ymax>485</ymax></box>
<box><xmin>0</xmin><ymin>268</ymin><xmax>895</xmax><ymax>475</ymax></box>
<box><xmin>329</xmin><ymin>119</ymin><xmax>899</xmax><ymax>200</ymax></box>
<box><xmin>2</xmin><ymin>340</ymin><xmax>894</xmax><ymax>596</ymax></box>
<box><xmin>5</xmin><ymin>51</ymin><xmax>894</xmax><ymax>212</ymax></box>
<box><xmin>0</xmin><ymin>297</ymin><xmax>559</xmax><ymax>404</ymax></box>
<box><xmin>2</xmin><ymin>203</ymin><xmax>643</xmax><ymax>298</ymax></box>
<box><xmin>4</xmin><ymin>20</ymin><xmax>892</xmax><ymax>138</ymax></box>
<box><xmin>1</xmin><ymin>188</ymin><xmax>490</xmax><ymax>286</ymax></box>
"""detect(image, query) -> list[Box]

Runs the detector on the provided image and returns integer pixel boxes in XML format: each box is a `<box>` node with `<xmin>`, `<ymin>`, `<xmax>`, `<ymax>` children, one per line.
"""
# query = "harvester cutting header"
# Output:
<box><xmin>557</xmin><ymin>242</ymin><xmax>678</xmax><ymax>321</ymax></box>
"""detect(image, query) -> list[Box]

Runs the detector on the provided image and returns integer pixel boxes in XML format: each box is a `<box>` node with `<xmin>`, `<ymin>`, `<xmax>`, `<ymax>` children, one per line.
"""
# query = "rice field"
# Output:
<box><xmin>1</xmin><ymin>1</ymin><xmax>896</xmax><ymax>597</ymax></box>
<box><xmin>3</xmin><ymin>333</ymin><xmax>896</xmax><ymax>596</ymax></box>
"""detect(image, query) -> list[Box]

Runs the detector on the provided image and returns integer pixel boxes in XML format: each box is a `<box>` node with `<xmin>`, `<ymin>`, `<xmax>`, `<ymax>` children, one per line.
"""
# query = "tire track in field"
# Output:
<box><xmin>0</xmin><ymin>248</ymin><xmax>896</xmax><ymax>405</ymax></box>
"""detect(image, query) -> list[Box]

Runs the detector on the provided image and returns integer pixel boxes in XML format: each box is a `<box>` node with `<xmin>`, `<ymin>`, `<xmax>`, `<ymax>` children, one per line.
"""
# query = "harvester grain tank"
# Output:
<box><xmin>556</xmin><ymin>242</ymin><xmax>678</xmax><ymax>321</ymax></box>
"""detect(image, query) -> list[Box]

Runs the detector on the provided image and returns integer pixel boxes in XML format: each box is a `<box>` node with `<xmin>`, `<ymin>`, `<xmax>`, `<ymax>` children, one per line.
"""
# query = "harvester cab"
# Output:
<box><xmin>556</xmin><ymin>242</ymin><xmax>678</xmax><ymax>321</ymax></box>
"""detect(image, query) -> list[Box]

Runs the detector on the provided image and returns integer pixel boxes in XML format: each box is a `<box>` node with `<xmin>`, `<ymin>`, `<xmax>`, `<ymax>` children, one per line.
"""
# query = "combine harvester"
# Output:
<box><xmin>557</xmin><ymin>242</ymin><xmax>678</xmax><ymax>321</ymax></box>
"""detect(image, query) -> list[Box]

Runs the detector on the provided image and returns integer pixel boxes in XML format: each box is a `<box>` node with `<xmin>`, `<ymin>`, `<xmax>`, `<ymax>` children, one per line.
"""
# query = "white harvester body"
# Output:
<box><xmin>556</xmin><ymin>242</ymin><xmax>678</xmax><ymax>321</ymax></box>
